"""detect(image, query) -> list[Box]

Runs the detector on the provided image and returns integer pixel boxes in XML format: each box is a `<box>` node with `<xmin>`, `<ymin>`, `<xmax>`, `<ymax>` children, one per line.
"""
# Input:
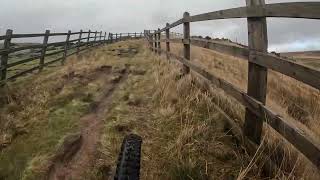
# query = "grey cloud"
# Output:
<box><xmin>1</xmin><ymin>0</ymin><xmax>319</xmax><ymax>52</ymax></box>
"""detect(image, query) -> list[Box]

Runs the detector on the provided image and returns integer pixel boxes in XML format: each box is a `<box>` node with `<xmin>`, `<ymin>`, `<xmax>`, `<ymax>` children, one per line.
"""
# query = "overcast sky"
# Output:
<box><xmin>1</xmin><ymin>0</ymin><xmax>320</xmax><ymax>52</ymax></box>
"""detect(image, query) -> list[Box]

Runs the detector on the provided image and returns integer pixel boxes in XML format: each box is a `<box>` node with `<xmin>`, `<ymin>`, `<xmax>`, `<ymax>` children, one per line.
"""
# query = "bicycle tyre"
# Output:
<box><xmin>114</xmin><ymin>134</ymin><xmax>142</xmax><ymax>180</ymax></box>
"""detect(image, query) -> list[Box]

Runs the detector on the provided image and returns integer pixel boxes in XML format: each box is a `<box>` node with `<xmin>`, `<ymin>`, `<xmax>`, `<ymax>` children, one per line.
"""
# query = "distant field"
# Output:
<box><xmin>281</xmin><ymin>51</ymin><xmax>320</xmax><ymax>70</ymax></box>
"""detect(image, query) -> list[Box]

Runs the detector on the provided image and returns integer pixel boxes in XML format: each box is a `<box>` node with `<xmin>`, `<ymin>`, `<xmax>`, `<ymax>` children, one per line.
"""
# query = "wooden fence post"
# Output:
<box><xmin>0</xmin><ymin>29</ymin><xmax>13</xmax><ymax>81</ymax></box>
<box><xmin>104</xmin><ymin>32</ymin><xmax>107</xmax><ymax>44</ymax></box>
<box><xmin>62</xmin><ymin>30</ymin><xmax>71</xmax><ymax>65</ymax></box>
<box><xmin>154</xmin><ymin>32</ymin><xmax>157</xmax><ymax>53</ymax></box>
<box><xmin>115</xmin><ymin>33</ymin><xmax>118</xmax><ymax>42</ymax></box>
<box><xmin>87</xmin><ymin>30</ymin><xmax>91</xmax><ymax>48</ymax></box>
<box><xmin>148</xmin><ymin>31</ymin><xmax>152</xmax><ymax>51</ymax></box>
<box><xmin>94</xmin><ymin>31</ymin><xmax>97</xmax><ymax>46</ymax></box>
<box><xmin>166</xmin><ymin>23</ymin><xmax>170</xmax><ymax>60</ymax></box>
<box><xmin>99</xmin><ymin>31</ymin><xmax>102</xmax><ymax>44</ymax></box>
<box><xmin>243</xmin><ymin>0</ymin><xmax>269</xmax><ymax>144</ymax></box>
<box><xmin>39</xmin><ymin>30</ymin><xmax>50</xmax><ymax>72</ymax></box>
<box><xmin>120</xmin><ymin>33</ymin><xmax>122</xmax><ymax>41</ymax></box>
<box><xmin>183</xmin><ymin>12</ymin><xmax>191</xmax><ymax>74</ymax></box>
<box><xmin>110</xmin><ymin>33</ymin><xmax>113</xmax><ymax>43</ymax></box>
<box><xmin>135</xmin><ymin>32</ymin><xmax>137</xmax><ymax>38</ymax></box>
<box><xmin>157</xmin><ymin>28</ymin><xmax>161</xmax><ymax>55</ymax></box>
<box><xmin>77</xmin><ymin>30</ymin><xmax>83</xmax><ymax>54</ymax></box>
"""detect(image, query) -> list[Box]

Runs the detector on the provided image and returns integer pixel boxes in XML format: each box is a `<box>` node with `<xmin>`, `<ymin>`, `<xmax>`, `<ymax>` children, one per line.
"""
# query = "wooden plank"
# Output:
<box><xmin>94</xmin><ymin>31</ymin><xmax>98</xmax><ymax>45</ymax></box>
<box><xmin>262</xmin><ymin>2</ymin><xmax>320</xmax><ymax>19</ymax></box>
<box><xmin>39</xmin><ymin>30</ymin><xmax>50</xmax><ymax>71</ymax></box>
<box><xmin>154</xmin><ymin>33</ymin><xmax>157</xmax><ymax>53</ymax></box>
<box><xmin>0</xmin><ymin>29</ymin><xmax>13</xmax><ymax>81</ymax></box>
<box><xmin>49</xmin><ymin>32</ymin><xmax>69</xmax><ymax>36</ymax></box>
<box><xmin>174</xmin><ymin>38</ymin><xmax>320</xmax><ymax>90</ymax></box>
<box><xmin>188</xmin><ymin>2</ymin><xmax>320</xmax><ymax>22</ymax></box>
<box><xmin>158</xmin><ymin>19</ymin><xmax>183</xmax><ymax>33</ymax></box>
<box><xmin>183</xmin><ymin>12</ymin><xmax>191</xmax><ymax>74</ymax></box>
<box><xmin>157</xmin><ymin>28</ymin><xmax>161</xmax><ymax>55</ymax></box>
<box><xmin>6</xmin><ymin>55</ymin><xmax>41</xmax><ymax>68</ymax></box>
<box><xmin>8</xmin><ymin>65</ymin><xmax>40</xmax><ymax>80</ymax></box>
<box><xmin>99</xmin><ymin>31</ymin><xmax>102</xmax><ymax>43</ymax></box>
<box><xmin>164</xmin><ymin>50</ymin><xmax>320</xmax><ymax>169</ymax></box>
<box><xmin>77</xmin><ymin>30</ymin><xmax>83</xmax><ymax>54</ymax></box>
<box><xmin>69</xmin><ymin>32</ymin><xmax>81</xmax><ymax>35</ymax></box>
<box><xmin>243</xmin><ymin>0</ymin><xmax>268</xmax><ymax>144</ymax></box>
<box><xmin>68</xmin><ymin>39</ymin><xmax>80</xmax><ymax>43</ymax></box>
<box><xmin>253</xmin><ymin>52</ymin><xmax>320</xmax><ymax>90</ymax></box>
<box><xmin>9</xmin><ymin>33</ymin><xmax>45</xmax><ymax>39</ymax></box>
<box><xmin>190</xmin><ymin>38</ymin><xmax>249</xmax><ymax>59</ymax></box>
<box><xmin>166</xmin><ymin>23</ymin><xmax>170</xmax><ymax>60</ymax></box>
<box><xmin>110</xmin><ymin>33</ymin><xmax>113</xmax><ymax>43</ymax></box>
<box><xmin>189</xmin><ymin>6</ymin><xmax>247</xmax><ymax>22</ymax></box>
<box><xmin>0</xmin><ymin>44</ymin><xmax>44</xmax><ymax>55</ymax></box>
<box><xmin>104</xmin><ymin>32</ymin><xmax>107</xmax><ymax>44</ymax></box>
<box><xmin>43</xmin><ymin>57</ymin><xmax>63</xmax><ymax>66</ymax></box>
<box><xmin>47</xmin><ymin>41</ymin><xmax>65</xmax><ymax>48</ymax></box>
<box><xmin>62</xmin><ymin>30</ymin><xmax>71</xmax><ymax>64</ymax></box>
<box><xmin>45</xmin><ymin>49</ymin><xmax>65</xmax><ymax>57</ymax></box>
<box><xmin>87</xmin><ymin>30</ymin><xmax>91</xmax><ymax>47</ymax></box>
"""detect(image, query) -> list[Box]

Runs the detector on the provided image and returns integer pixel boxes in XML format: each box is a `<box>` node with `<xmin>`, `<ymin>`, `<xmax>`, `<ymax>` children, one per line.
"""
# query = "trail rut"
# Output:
<box><xmin>48</xmin><ymin>68</ymin><xmax>128</xmax><ymax>180</ymax></box>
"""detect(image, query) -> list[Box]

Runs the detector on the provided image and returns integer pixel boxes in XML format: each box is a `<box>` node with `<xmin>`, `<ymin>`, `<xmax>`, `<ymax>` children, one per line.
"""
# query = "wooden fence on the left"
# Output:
<box><xmin>0</xmin><ymin>30</ymin><xmax>143</xmax><ymax>85</ymax></box>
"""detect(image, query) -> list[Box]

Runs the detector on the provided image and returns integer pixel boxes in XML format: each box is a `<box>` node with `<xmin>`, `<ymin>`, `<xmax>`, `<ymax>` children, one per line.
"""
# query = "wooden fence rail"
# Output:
<box><xmin>145</xmin><ymin>0</ymin><xmax>320</xmax><ymax>169</ymax></box>
<box><xmin>0</xmin><ymin>29</ymin><xmax>143</xmax><ymax>85</ymax></box>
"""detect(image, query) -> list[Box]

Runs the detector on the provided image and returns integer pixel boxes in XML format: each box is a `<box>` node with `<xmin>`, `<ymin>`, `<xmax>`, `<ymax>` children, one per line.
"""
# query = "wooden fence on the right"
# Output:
<box><xmin>145</xmin><ymin>0</ymin><xmax>320</xmax><ymax>170</ymax></box>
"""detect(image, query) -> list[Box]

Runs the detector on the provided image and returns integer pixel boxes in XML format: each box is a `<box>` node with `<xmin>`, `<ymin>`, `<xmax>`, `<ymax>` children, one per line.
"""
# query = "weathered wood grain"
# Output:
<box><xmin>49</xmin><ymin>32</ymin><xmax>69</xmax><ymax>36</ymax></box>
<box><xmin>77</xmin><ymin>30</ymin><xmax>83</xmax><ymax>54</ymax></box>
<box><xmin>243</xmin><ymin>0</ymin><xmax>268</xmax><ymax>144</ymax></box>
<box><xmin>189</xmin><ymin>2</ymin><xmax>320</xmax><ymax>22</ymax></box>
<box><xmin>166</xmin><ymin>23</ymin><xmax>170</xmax><ymax>60</ymax></box>
<box><xmin>253</xmin><ymin>52</ymin><xmax>320</xmax><ymax>90</ymax></box>
<box><xmin>183</xmin><ymin>12</ymin><xmax>191</xmax><ymax>74</ymax></box>
<box><xmin>158</xmin><ymin>19</ymin><xmax>183</xmax><ymax>33</ymax></box>
<box><xmin>0</xmin><ymin>29</ymin><xmax>12</xmax><ymax>81</ymax></box>
<box><xmin>0</xmin><ymin>44</ymin><xmax>44</xmax><ymax>55</ymax></box>
<box><xmin>157</xmin><ymin>28</ymin><xmax>161</xmax><ymax>55</ymax></box>
<box><xmin>45</xmin><ymin>49</ymin><xmax>65</xmax><ymax>57</ymax></box>
<box><xmin>8</xmin><ymin>65</ymin><xmax>40</xmax><ymax>80</ymax></box>
<box><xmin>39</xmin><ymin>30</ymin><xmax>50</xmax><ymax>71</ymax></box>
<box><xmin>87</xmin><ymin>30</ymin><xmax>91</xmax><ymax>47</ymax></box>
<box><xmin>190</xmin><ymin>38</ymin><xmax>249</xmax><ymax>59</ymax></box>
<box><xmin>62</xmin><ymin>30</ymin><xmax>71</xmax><ymax>64</ymax></box>
<box><xmin>7</xmin><ymin>55</ymin><xmax>42</xmax><ymax>68</ymax></box>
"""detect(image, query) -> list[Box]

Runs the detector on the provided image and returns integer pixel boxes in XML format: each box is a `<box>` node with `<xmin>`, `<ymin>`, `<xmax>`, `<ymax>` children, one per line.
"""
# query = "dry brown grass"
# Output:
<box><xmin>99</xmin><ymin>50</ymin><xmax>261</xmax><ymax>179</ymax></box>
<box><xmin>0</xmin><ymin>42</ymin><xmax>135</xmax><ymax>180</ymax></box>
<box><xmin>161</xmin><ymin>41</ymin><xmax>320</xmax><ymax>179</ymax></box>
<box><xmin>1</xmin><ymin>39</ymin><xmax>319</xmax><ymax>179</ymax></box>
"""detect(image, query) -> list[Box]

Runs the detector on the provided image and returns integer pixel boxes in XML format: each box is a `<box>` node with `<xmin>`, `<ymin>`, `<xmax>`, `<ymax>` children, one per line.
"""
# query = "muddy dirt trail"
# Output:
<box><xmin>48</xmin><ymin>67</ymin><xmax>128</xmax><ymax>180</ymax></box>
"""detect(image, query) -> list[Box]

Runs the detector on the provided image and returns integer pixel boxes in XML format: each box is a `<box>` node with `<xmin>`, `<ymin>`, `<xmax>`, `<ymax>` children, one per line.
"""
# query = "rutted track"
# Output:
<box><xmin>48</xmin><ymin>67</ymin><xmax>129</xmax><ymax>180</ymax></box>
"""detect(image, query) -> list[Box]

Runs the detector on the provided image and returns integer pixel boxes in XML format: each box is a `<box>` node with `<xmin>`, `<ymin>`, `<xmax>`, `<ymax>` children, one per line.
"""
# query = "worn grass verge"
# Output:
<box><xmin>0</xmin><ymin>43</ymin><xmax>128</xmax><ymax>180</ymax></box>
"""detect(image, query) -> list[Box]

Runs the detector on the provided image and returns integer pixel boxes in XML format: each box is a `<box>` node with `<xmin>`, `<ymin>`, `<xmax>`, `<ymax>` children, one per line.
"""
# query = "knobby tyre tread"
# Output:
<box><xmin>114</xmin><ymin>134</ymin><xmax>142</xmax><ymax>180</ymax></box>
